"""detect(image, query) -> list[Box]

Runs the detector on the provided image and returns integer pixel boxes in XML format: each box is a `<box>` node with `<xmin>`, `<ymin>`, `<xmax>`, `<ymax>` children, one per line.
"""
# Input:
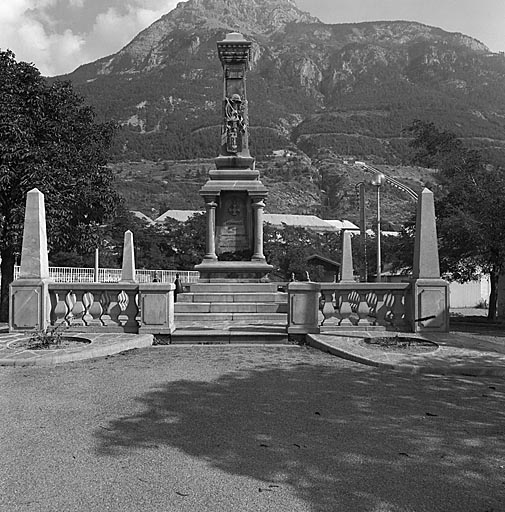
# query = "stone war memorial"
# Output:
<box><xmin>195</xmin><ymin>32</ymin><xmax>272</xmax><ymax>281</ymax></box>
<box><xmin>9</xmin><ymin>32</ymin><xmax>450</xmax><ymax>339</ymax></box>
<box><xmin>174</xmin><ymin>33</ymin><xmax>288</xmax><ymax>335</ymax></box>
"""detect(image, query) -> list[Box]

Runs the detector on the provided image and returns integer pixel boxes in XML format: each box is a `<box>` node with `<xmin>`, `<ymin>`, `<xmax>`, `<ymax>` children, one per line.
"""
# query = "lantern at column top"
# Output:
<box><xmin>215</xmin><ymin>32</ymin><xmax>254</xmax><ymax>170</ymax></box>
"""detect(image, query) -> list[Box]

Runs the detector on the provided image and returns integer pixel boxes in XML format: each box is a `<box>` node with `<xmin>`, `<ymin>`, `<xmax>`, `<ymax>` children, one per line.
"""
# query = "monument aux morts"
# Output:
<box><xmin>195</xmin><ymin>32</ymin><xmax>273</xmax><ymax>282</ymax></box>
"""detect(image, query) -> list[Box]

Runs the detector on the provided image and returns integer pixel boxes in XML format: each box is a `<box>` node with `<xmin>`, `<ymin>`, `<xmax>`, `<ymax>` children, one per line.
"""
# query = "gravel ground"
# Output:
<box><xmin>1</xmin><ymin>345</ymin><xmax>505</xmax><ymax>512</ymax></box>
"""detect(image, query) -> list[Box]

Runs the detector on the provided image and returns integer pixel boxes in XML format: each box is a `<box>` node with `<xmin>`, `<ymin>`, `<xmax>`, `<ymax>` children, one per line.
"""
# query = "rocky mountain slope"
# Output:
<box><xmin>60</xmin><ymin>0</ymin><xmax>505</xmax><ymax>165</ymax></box>
<box><xmin>54</xmin><ymin>0</ymin><xmax>505</xmax><ymax>224</ymax></box>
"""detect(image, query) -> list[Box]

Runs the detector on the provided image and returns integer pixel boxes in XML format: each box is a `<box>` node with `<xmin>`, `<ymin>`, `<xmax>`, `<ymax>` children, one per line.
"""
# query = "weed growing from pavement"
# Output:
<box><xmin>27</xmin><ymin>322</ymin><xmax>68</xmax><ymax>349</ymax></box>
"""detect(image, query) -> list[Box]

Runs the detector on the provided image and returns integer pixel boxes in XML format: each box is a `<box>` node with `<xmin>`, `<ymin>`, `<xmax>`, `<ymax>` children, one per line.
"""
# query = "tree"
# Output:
<box><xmin>0</xmin><ymin>50</ymin><xmax>122</xmax><ymax>320</ymax></box>
<box><xmin>407</xmin><ymin>120</ymin><xmax>505</xmax><ymax>320</ymax></box>
<box><xmin>264</xmin><ymin>224</ymin><xmax>341</xmax><ymax>281</ymax></box>
<box><xmin>160</xmin><ymin>214</ymin><xmax>207</xmax><ymax>269</ymax></box>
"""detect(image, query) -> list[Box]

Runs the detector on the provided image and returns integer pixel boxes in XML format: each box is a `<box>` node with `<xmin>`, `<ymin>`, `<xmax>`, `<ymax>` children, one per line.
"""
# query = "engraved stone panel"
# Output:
<box><xmin>215</xmin><ymin>192</ymin><xmax>252</xmax><ymax>255</ymax></box>
<box><xmin>142</xmin><ymin>294</ymin><xmax>168</xmax><ymax>326</ymax></box>
<box><xmin>417</xmin><ymin>287</ymin><xmax>447</xmax><ymax>329</ymax></box>
<box><xmin>12</xmin><ymin>289</ymin><xmax>41</xmax><ymax>328</ymax></box>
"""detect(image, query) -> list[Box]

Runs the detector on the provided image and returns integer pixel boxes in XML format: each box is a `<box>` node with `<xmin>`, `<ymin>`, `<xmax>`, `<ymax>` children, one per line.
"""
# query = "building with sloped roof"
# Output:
<box><xmin>130</xmin><ymin>211</ymin><xmax>155</xmax><ymax>224</ymax></box>
<box><xmin>155</xmin><ymin>209</ymin><xmax>359</xmax><ymax>234</ymax></box>
<box><xmin>155</xmin><ymin>210</ymin><xmax>204</xmax><ymax>223</ymax></box>
<box><xmin>263</xmin><ymin>214</ymin><xmax>336</xmax><ymax>233</ymax></box>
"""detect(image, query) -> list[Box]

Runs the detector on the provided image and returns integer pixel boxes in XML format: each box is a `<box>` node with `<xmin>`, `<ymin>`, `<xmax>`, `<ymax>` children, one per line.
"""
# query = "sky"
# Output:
<box><xmin>0</xmin><ymin>0</ymin><xmax>504</xmax><ymax>77</ymax></box>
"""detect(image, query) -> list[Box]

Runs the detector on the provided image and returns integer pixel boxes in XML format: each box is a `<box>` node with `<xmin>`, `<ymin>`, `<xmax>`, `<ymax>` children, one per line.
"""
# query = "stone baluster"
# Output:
<box><xmin>86</xmin><ymin>291</ymin><xmax>104</xmax><ymax>327</ymax></box>
<box><xmin>320</xmin><ymin>289</ymin><xmax>337</xmax><ymax>325</ymax></box>
<box><xmin>50</xmin><ymin>290</ymin><xmax>68</xmax><ymax>326</ymax></box>
<box><xmin>356</xmin><ymin>290</ymin><xmax>371</xmax><ymax>325</ymax></box>
<box><xmin>339</xmin><ymin>291</ymin><xmax>355</xmax><ymax>326</ymax></box>
<box><xmin>107</xmin><ymin>291</ymin><xmax>122</xmax><ymax>326</ymax></box>
<box><xmin>391</xmin><ymin>289</ymin><xmax>407</xmax><ymax>329</ymax></box>
<box><xmin>99</xmin><ymin>290</ymin><xmax>112</xmax><ymax>327</ymax></box>
<box><xmin>373</xmin><ymin>290</ymin><xmax>388</xmax><ymax>327</ymax></box>
<box><xmin>122</xmin><ymin>289</ymin><xmax>140</xmax><ymax>333</ymax></box>
<box><xmin>82</xmin><ymin>292</ymin><xmax>94</xmax><ymax>326</ymax></box>
<box><xmin>117</xmin><ymin>290</ymin><xmax>129</xmax><ymax>327</ymax></box>
<box><xmin>70</xmin><ymin>289</ymin><xmax>86</xmax><ymax>327</ymax></box>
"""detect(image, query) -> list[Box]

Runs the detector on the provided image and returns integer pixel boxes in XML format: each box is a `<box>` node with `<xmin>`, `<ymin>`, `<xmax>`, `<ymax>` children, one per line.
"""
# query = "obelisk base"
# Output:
<box><xmin>195</xmin><ymin>260</ymin><xmax>273</xmax><ymax>282</ymax></box>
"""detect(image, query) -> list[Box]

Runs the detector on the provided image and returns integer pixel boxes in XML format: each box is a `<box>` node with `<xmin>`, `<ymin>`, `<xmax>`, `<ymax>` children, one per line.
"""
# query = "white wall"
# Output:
<box><xmin>449</xmin><ymin>276</ymin><xmax>489</xmax><ymax>308</ymax></box>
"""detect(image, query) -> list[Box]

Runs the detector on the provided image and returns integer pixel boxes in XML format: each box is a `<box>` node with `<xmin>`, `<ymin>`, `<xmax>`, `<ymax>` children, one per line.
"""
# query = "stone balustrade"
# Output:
<box><xmin>49</xmin><ymin>283</ymin><xmax>140</xmax><ymax>333</ymax></box>
<box><xmin>10</xmin><ymin>186</ymin><xmax>450</xmax><ymax>337</ymax></box>
<box><xmin>287</xmin><ymin>282</ymin><xmax>412</xmax><ymax>334</ymax></box>
<box><xmin>47</xmin><ymin>282</ymin><xmax>175</xmax><ymax>334</ymax></box>
<box><xmin>319</xmin><ymin>282</ymin><xmax>411</xmax><ymax>330</ymax></box>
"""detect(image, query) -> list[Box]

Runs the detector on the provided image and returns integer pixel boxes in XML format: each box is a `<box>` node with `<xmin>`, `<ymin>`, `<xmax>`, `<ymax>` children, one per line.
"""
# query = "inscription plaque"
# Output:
<box><xmin>216</xmin><ymin>193</ymin><xmax>251</xmax><ymax>254</ymax></box>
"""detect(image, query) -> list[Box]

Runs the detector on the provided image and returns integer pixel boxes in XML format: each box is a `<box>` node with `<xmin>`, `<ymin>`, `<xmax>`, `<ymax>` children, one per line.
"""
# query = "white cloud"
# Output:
<box><xmin>0</xmin><ymin>1</ymin><xmax>83</xmax><ymax>75</ymax></box>
<box><xmin>0</xmin><ymin>0</ymin><xmax>185</xmax><ymax>76</ymax></box>
<box><xmin>81</xmin><ymin>3</ymin><xmax>174</xmax><ymax>64</ymax></box>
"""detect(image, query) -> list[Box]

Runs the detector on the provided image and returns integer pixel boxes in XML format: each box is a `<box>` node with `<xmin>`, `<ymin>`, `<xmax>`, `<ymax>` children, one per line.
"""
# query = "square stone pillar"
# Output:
<box><xmin>10</xmin><ymin>189</ymin><xmax>52</xmax><ymax>331</ymax></box>
<box><xmin>287</xmin><ymin>282</ymin><xmax>321</xmax><ymax>334</ymax></box>
<box><xmin>138</xmin><ymin>283</ymin><xmax>175</xmax><ymax>334</ymax></box>
<box><xmin>410</xmin><ymin>188</ymin><xmax>450</xmax><ymax>332</ymax></box>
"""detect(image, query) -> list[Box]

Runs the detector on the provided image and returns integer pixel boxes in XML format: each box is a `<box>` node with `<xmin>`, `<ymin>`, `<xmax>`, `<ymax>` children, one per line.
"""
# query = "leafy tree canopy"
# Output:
<box><xmin>407</xmin><ymin>120</ymin><xmax>505</xmax><ymax>319</ymax></box>
<box><xmin>0</xmin><ymin>50</ymin><xmax>122</xmax><ymax>319</ymax></box>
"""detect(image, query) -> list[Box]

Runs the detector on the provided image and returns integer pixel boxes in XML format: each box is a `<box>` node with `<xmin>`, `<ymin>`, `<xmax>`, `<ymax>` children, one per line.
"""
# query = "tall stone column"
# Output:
<box><xmin>251</xmin><ymin>198</ymin><xmax>266</xmax><ymax>261</ymax></box>
<box><xmin>203</xmin><ymin>198</ymin><xmax>218</xmax><ymax>261</ymax></box>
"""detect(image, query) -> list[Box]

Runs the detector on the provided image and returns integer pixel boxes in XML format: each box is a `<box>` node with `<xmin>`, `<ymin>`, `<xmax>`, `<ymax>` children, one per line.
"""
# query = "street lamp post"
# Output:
<box><xmin>355</xmin><ymin>182</ymin><xmax>367</xmax><ymax>282</ymax></box>
<box><xmin>371</xmin><ymin>173</ymin><xmax>386</xmax><ymax>282</ymax></box>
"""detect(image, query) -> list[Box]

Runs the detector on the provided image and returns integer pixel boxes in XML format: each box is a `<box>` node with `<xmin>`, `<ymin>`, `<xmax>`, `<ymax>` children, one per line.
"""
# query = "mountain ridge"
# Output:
<box><xmin>52</xmin><ymin>0</ymin><xmax>505</xmax><ymax>222</ymax></box>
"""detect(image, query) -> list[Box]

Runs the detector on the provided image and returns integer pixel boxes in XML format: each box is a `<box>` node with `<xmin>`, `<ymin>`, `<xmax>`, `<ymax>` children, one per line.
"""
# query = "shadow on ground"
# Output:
<box><xmin>95</xmin><ymin>357</ymin><xmax>505</xmax><ymax>511</ymax></box>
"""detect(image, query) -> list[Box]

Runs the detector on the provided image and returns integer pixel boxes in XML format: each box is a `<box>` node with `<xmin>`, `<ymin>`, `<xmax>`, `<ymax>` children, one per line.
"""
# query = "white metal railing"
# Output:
<box><xmin>14</xmin><ymin>266</ymin><xmax>200</xmax><ymax>284</ymax></box>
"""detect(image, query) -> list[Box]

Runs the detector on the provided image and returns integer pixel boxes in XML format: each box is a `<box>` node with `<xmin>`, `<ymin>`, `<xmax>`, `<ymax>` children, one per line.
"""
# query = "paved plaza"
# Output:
<box><xmin>1</xmin><ymin>340</ymin><xmax>505</xmax><ymax>511</ymax></box>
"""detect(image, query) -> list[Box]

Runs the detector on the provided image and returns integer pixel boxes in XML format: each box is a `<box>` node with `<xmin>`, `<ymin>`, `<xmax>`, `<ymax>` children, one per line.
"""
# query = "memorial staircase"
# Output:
<box><xmin>172</xmin><ymin>282</ymin><xmax>289</xmax><ymax>344</ymax></box>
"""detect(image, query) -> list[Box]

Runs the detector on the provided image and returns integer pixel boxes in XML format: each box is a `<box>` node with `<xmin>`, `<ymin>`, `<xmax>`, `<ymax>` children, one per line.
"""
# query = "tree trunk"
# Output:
<box><xmin>0</xmin><ymin>248</ymin><xmax>15</xmax><ymax>323</ymax></box>
<box><xmin>488</xmin><ymin>270</ymin><xmax>498</xmax><ymax>321</ymax></box>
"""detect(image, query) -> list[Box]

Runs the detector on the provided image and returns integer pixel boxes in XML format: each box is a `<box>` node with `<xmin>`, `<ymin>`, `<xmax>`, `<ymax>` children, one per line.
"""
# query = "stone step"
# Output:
<box><xmin>175</xmin><ymin>302</ymin><xmax>288</xmax><ymax>314</ymax></box>
<box><xmin>187</xmin><ymin>282</ymin><xmax>284</xmax><ymax>294</ymax></box>
<box><xmin>170</xmin><ymin>330</ymin><xmax>289</xmax><ymax>344</ymax></box>
<box><xmin>177</xmin><ymin>292</ymin><xmax>287</xmax><ymax>303</ymax></box>
<box><xmin>174</xmin><ymin>312</ymin><xmax>287</xmax><ymax>323</ymax></box>
<box><xmin>171</xmin><ymin>321</ymin><xmax>289</xmax><ymax>344</ymax></box>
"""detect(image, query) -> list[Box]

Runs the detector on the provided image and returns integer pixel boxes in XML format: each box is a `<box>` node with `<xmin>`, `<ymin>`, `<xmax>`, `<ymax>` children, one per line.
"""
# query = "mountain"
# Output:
<box><xmin>54</xmin><ymin>0</ymin><xmax>505</xmax><ymax>224</ymax></box>
<box><xmin>59</xmin><ymin>0</ymin><xmax>505</xmax><ymax>165</ymax></box>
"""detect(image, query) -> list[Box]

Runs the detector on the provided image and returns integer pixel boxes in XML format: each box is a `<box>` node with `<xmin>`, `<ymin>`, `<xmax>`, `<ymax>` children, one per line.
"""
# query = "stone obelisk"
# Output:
<box><xmin>195</xmin><ymin>32</ymin><xmax>272</xmax><ymax>281</ymax></box>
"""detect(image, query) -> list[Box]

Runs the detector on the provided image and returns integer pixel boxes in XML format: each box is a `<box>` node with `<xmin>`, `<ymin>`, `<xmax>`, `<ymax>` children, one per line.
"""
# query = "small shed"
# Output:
<box><xmin>305</xmin><ymin>254</ymin><xmax>340</xmax><ymax>282</ymax></box>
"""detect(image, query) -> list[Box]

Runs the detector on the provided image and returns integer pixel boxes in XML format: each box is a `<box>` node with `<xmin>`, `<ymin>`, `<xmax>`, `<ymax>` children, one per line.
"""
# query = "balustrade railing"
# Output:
<box><xmin>287</xmin><ymin>281</ymin><xmax>413</xmax><ymax>333</ymax></box>
<box><xmin>49</xmin><ymin>283</ymin><xmax>141</xmax><ymax>333</ymax></box>
<box><xmin>319</xmin><ymin>283</ymin><xmax>411</xmax><ymax>330</ymax></box>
